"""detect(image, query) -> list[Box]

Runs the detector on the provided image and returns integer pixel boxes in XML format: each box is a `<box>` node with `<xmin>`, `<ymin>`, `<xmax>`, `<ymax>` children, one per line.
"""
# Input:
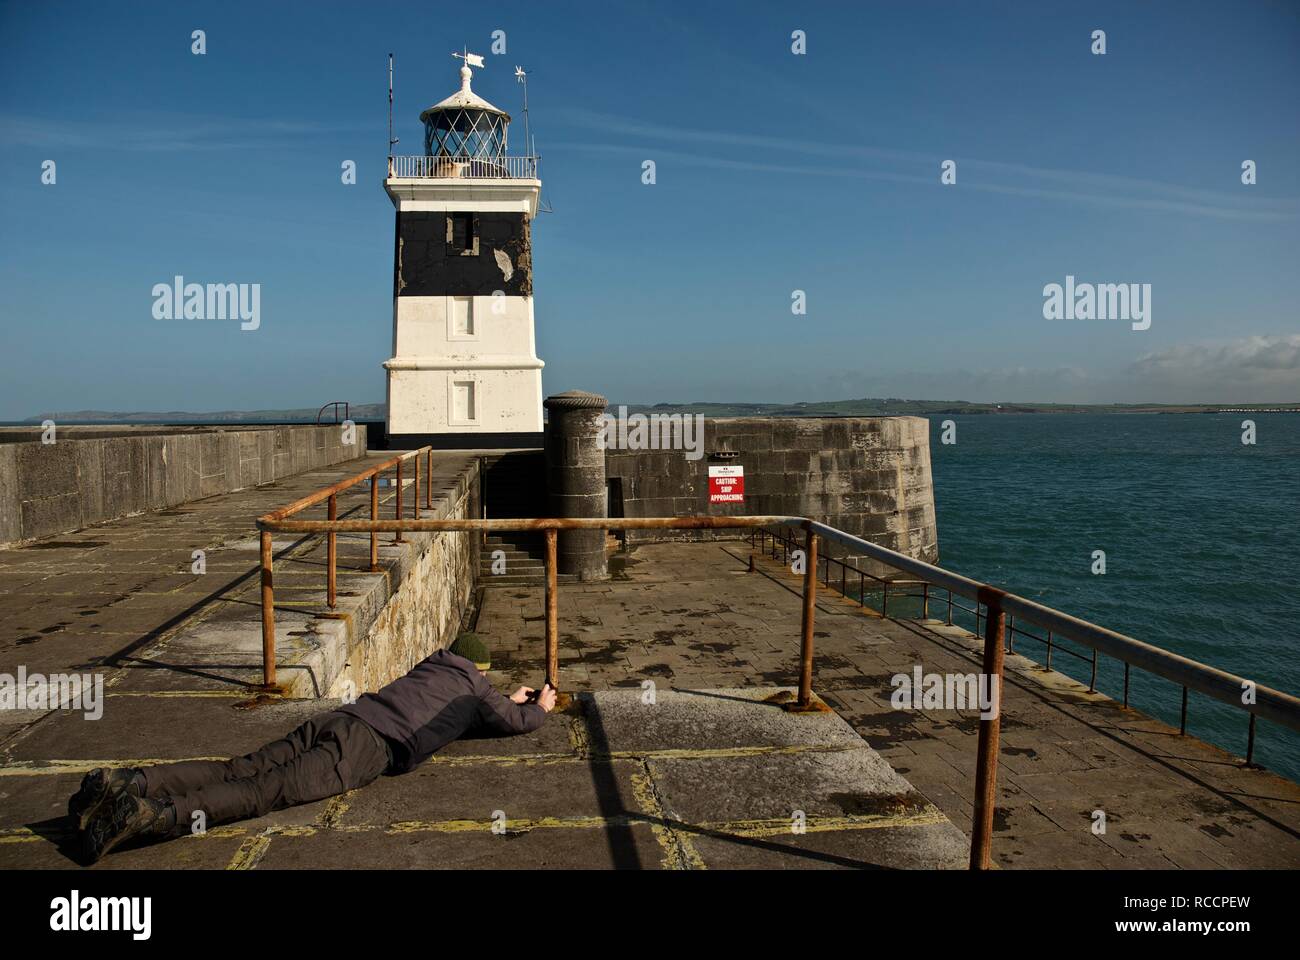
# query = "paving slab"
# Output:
<box><xmin>250</xmin><ymin>821</ymin><xmax>670</xmax><ymax>870</ymax></box>
<box><xmin>340</xmin><ymin>758</ymin><xmax>645</xmax><ymax>826</ymax></box>
<box><xmin>686</xmin><ymin>820</ymin><xmax>969</xmax><ymax>870</ymax></box>
<box><xmin>580</xmin><ymin>686</ymin><xmax>867</xmax><ymax>754</ymax></box>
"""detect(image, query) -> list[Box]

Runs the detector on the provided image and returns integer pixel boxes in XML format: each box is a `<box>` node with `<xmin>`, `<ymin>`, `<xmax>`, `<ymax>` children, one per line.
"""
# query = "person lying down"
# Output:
<box><xmin>70</xmin><ymin>633</ymin><xmax>556</xmax><ymax>862</ymax></box>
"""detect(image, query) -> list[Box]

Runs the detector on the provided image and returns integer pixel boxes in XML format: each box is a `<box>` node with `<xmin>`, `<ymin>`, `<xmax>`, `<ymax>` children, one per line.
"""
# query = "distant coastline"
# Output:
<box><xmin>6</xmin><ymin>398</ymin><xmax>1299</xmax><ymax>425</ymax></box>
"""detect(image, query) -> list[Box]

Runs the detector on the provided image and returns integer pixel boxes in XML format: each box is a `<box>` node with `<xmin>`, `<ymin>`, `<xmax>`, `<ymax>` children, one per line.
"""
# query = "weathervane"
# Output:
<box><xmin>452</xmin><ymin>48</ymin><xmax>485</xmax><ymax>71</ymax></box>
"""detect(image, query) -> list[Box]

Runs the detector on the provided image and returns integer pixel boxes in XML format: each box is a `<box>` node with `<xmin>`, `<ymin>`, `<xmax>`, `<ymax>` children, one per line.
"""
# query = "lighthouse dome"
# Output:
<box><xmin>419</xmin><ymin>61</ymin><xmax>511</xmax><ymax>165</ymax></box>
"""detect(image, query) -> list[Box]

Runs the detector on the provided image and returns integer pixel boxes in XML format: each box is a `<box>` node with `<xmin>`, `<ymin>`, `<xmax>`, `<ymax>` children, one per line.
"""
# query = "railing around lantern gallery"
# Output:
<box><xmin>386</xmin><ymin>154</ymin><xmax>539</xmax><ymax>179</ymax></box>
<box><xmin>254</xmin><ymin>461</ymin><xmax>1300</xmax><ymax>870</ymax></box>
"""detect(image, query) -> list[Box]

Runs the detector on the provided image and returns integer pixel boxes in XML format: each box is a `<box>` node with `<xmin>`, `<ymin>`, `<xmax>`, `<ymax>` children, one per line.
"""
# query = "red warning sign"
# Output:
<box><xmin>708</xmin><ymin>465</ymin><xmax>745</xmax><ymax>504</ymax></box>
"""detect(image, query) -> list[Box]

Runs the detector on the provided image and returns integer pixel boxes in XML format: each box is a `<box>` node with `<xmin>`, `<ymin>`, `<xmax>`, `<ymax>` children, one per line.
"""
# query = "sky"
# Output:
<box><xmin>1</xmin><ymin>0</ymin><xmax>1297</xmax><ymax>418</ymax></box>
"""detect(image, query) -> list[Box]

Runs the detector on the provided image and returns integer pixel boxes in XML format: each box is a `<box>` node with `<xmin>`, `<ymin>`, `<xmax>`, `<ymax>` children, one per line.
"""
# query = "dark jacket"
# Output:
<box><xmin>338</xmin><ymin>650</ymin><xmax>545</xmax><ymax>772</ymax></box>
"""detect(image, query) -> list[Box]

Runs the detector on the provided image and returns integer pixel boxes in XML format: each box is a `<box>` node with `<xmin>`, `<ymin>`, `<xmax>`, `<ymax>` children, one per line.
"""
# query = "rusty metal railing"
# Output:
<box><xmin>254</xmin><ymin>467</ymin><xmax>1300</xmax><ymax>871</ymax></box>
<box><xmin>256</xmin><ymin>446</ymin><xmax>437</xmax><ymax>687</ymax></box>
<box><xmin>754</xmin><ymin>523</ymin><xmax>1294</xmax><ymax>774</ymax></box>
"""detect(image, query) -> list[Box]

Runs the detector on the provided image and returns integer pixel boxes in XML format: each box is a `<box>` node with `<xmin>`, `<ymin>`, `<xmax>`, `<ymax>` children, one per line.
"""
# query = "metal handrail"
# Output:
<box><xmin>252</xmin><ymin>467</ymin><xmax>1300</xmax><ymax>870</ymax></box>
<box><xmin>754</xmin><ymin>524</ymin><xmax>1293</xmax><ymax>765</ymax></box>
<box><xmin>386</xmin><ymin>154</ymin><xmax>539</xmax><ymax>179</ymax></box>
<box><xmin>314</xmin><ymin>401</ymin><xmax>349</xmax><ymax>425</ymax></box>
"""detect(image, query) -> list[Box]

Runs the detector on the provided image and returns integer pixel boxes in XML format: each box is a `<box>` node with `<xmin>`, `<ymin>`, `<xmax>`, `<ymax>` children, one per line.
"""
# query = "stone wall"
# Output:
<box><xmin>314</xmin><ymin>462</ymin><xmax>480</xmax><ymax>700</ymax></box>
<box><xmin>604</xmin><ymin>417</ymin><xmax>938</xmax><ymax>575</ymax></box>
<box><xmin>0</xmin><ymin>424</ymin><xmax>368</xmax><ymax>547</ymax></box>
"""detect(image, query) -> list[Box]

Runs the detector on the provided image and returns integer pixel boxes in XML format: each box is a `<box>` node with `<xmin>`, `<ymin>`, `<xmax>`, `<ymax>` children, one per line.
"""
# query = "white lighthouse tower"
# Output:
<box><xmin>383</xmin><ymin>53</ymin><xmax>544</xmax><ymax>447</ymax></box>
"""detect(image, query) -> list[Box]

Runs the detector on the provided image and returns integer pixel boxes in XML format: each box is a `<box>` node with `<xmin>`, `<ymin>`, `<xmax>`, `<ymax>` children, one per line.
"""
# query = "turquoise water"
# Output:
<box><xmin>925</xmin><ymin>413</ymin><xmax>1299</xmax><ymax>783</ymax></box>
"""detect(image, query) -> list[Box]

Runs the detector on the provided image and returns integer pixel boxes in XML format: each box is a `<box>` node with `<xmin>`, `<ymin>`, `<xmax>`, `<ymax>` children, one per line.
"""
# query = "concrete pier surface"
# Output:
<box><xmin>1</xmin><ymin>470</ymin><xmax>1298</xmax><ymax>868</ymax></box>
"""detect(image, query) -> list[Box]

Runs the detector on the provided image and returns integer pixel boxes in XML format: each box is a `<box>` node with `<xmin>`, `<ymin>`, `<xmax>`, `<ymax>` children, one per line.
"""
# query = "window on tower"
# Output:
<box><xmin>452</xmin><ymin>381</ymin><xmax>477</xmax><ymax>422</ymax></box>
<box><xmin>447</xmin><ymin>213</ymin><xmax>479</xmax><ymax>256</ymax></box>
<box><xmin>451</xmin><ymin>296</ymin><xmax>474</xmax><ymax>337</ymax></box>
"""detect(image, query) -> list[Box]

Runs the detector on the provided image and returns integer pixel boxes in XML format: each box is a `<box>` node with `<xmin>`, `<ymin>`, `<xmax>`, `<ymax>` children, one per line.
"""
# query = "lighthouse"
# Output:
<box><xmin>383</xmin><ymin>53</ymin><xmax>544</xmax><ymax>447</ymax></box>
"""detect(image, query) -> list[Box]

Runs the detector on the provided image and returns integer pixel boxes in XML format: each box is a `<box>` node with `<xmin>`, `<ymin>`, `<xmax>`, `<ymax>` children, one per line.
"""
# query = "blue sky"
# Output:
<box><xmin>1</xmin><ymin>0</ymin><xmax>1297</xmax><ymax>418</ymax></box>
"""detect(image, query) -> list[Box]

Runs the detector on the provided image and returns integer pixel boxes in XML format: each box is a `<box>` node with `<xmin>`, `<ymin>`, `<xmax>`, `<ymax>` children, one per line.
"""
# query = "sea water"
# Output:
<box><xmin>928</xmin><ymin>412</ymin><xmax>1299</xmax><ymax>782</ymax></box>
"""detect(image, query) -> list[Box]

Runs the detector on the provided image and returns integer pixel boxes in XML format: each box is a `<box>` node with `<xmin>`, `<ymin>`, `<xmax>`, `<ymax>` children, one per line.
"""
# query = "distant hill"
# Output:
<box><xmin>18</xmin><ymin>398</ymin><xmax>1298</xmax><ymax>424</ymax></box>
<box><xmin>20</xmin><ymin>403</ymin><xmax>386</xmax><ymax>424</ymax></box>
<box><xmin>615</xmin><ymin>399</ymin><xmax>1300</xmax><ymax>416</ymax></box>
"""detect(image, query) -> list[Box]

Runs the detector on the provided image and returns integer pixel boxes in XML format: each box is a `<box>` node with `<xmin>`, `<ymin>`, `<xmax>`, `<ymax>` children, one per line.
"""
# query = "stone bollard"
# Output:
<box><xmin>543</xmin><ymin>390</ymin><xmax>608</xmax><ymax>581</ymax></box>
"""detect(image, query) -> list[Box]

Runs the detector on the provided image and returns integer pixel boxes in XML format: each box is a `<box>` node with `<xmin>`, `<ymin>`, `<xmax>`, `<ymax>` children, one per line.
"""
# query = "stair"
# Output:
<box><xmin>480</xmin><ymin>532</ymin><xmax>579</xmax><ymax>585</ymax></box>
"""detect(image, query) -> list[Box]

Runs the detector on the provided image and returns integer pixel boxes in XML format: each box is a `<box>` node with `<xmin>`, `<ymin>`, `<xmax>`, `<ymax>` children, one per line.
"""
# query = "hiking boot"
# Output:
<box><xmin>83</xmin><ymin>793</ymin><xmax>172</xmax><ymax>864</ymax></box>
<box><xmin>68</xmin><ymin>767</ymin><xmax>139</xmax><ymax>831</ymax></box>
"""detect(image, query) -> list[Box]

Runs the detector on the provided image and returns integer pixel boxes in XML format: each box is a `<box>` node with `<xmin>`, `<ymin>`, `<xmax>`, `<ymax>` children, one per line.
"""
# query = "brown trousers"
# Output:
<box><xmin>140</xmin><ymin>711</ymin><xmax>391</xmax><ymax>833</ymax></box>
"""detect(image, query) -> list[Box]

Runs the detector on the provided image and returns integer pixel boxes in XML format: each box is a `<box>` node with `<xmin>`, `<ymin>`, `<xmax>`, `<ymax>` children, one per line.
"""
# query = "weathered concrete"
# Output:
<box><xmin>604</xmin><ymin>417</ymin><xmax>937</xmax><ymax>576</ymax></box>
<box><xmin>0</xmin><ymin>683</ymin><xmax>968</xmax><ymax>870</ymax></box>
<box><xmin>475</xmin><ymin>541</ymin><xmax>1300</xmax><ymax>869</ymax></box>
<box><xmin>3</xmin><ymin>481</ymin><xmax>1297</xmax><ymax>869</ymax></box>
<box><xmin>0</xmin><ymin>424</ymin><xmax>368</xmax><ymax>546</ymax></box>
<box><xmin>0</xmin><ymin>450</ymin><xmax>478</xmax><ymax>698</ymax></box>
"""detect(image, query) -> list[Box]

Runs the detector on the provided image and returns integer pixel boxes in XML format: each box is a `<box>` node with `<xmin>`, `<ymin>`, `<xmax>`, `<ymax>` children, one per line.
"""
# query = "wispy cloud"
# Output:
<box><xmin>1131</xmin><ymin>334</ymin><xmax>1300</xmax><ymax>381</ymax></box>
<box><xmin>0</xmin><ymin>113</ymin><xmax>369</xmax><ymax>152</ymax></box>
<box><xmin>551</xmin><ymin>108</ymin><xmax>1298</xmax><ymax>223</ymax></box>
<box><xmin>806</xmin><ymin>335</ymin><xmax>1300</xmax><ymax>404</ymax></box>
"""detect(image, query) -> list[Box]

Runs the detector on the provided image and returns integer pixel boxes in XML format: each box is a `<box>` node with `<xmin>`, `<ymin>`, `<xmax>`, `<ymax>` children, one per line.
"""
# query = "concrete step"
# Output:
<box><xmin>481</xmin><ymin>573</ymin><xmax>579</xmax><ymax>586</ymax></box>
<box><xmin>480</xmin><ymin>563</ymin><xmax>545</xmax><ymax>576</ymax></box>
<box><xmin>486</xmin><ymin>532</ymin><xmax>545</xmax><ymax>543</ymax></box>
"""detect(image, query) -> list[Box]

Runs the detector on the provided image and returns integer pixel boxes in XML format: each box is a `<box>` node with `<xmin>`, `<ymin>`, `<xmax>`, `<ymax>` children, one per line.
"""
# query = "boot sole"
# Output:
<box><xmin>83</xmin><ymin>792</ymin><xmax>145</xmax><ymax>864</ymax></box>
<box><xmin>69</xmin><ymin>768</ymin><xmax>121</xmax><ymax>832</ymax></box>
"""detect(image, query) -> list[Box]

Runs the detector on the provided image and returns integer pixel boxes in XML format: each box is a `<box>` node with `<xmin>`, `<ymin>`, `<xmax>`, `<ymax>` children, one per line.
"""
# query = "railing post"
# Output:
<box><xmin>426</xmin><ymin>448</ymin><xmax>433</xmax><ymax>509</ymax></box>
<box><xmin>260</xmin><ymin>530</ymin><xmax>277</xmax><ymax>689</ymax></box>
<box><xmin>413</xmin><ymin>455</ymin><xmax>421</xmax><ymax>521</ymax></box>
<box><xmin>1246</xmin><ymin>713</ymin><xmax>1257</xmax><ymax>766</ymax></box>
<box><xmin>369</xmin><ymin>473</ymin><xmax>379</xmax><ymax>572</ymax></box>
<box><xmin>544</xmin><ymin>527</ymin><xmax>559</xmax><ymax>690</ymax></box>
<box><xmin>1045</xmin><ymin>630</ymin><xmax>1053</xmax><ymax>671</ymax></box>
<box><xmin>922</xmin><ymin>582</ymin><xmax>930</xmax><ymax>620</ymax></box>
<box><xmin>394</xmin><ymin>459</ymin><xmax>404</xmax><ymax>543</ymax></box>
<box><xmin>1180</xmin><ymin>686</ymin><xmax>1189</xmax><ymax>735</ymax></box>
<box><xmin>970</xmin><ymin>592</ymin><xmax>1006</xmax><ymax>870</ymax></box>
<box><xmin>327</xmin><ymin>494</ymin><xmax>337</xmax><ymax>609</ymax></box>
<box><xmin>797</xmin><ymin>527</ymin><xmax>818</xmax><ymax>708</ymax></box>
<box><xmin>1123</xmin><ymin>662</ymin><xmax>1130</xmax><ymax>707</ymax></box>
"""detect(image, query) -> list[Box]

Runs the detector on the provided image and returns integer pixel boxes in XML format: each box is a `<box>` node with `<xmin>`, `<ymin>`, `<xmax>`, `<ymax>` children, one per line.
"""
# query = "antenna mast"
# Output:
<box><xmin>515</xmin><ymin>65</ymin><xmax>533</xmax><ymax>158</ymax></box>
<box><xmin>387</xmin><ymin>53</ymin><xmax>399</xmax><ymax>165</ymax></box>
